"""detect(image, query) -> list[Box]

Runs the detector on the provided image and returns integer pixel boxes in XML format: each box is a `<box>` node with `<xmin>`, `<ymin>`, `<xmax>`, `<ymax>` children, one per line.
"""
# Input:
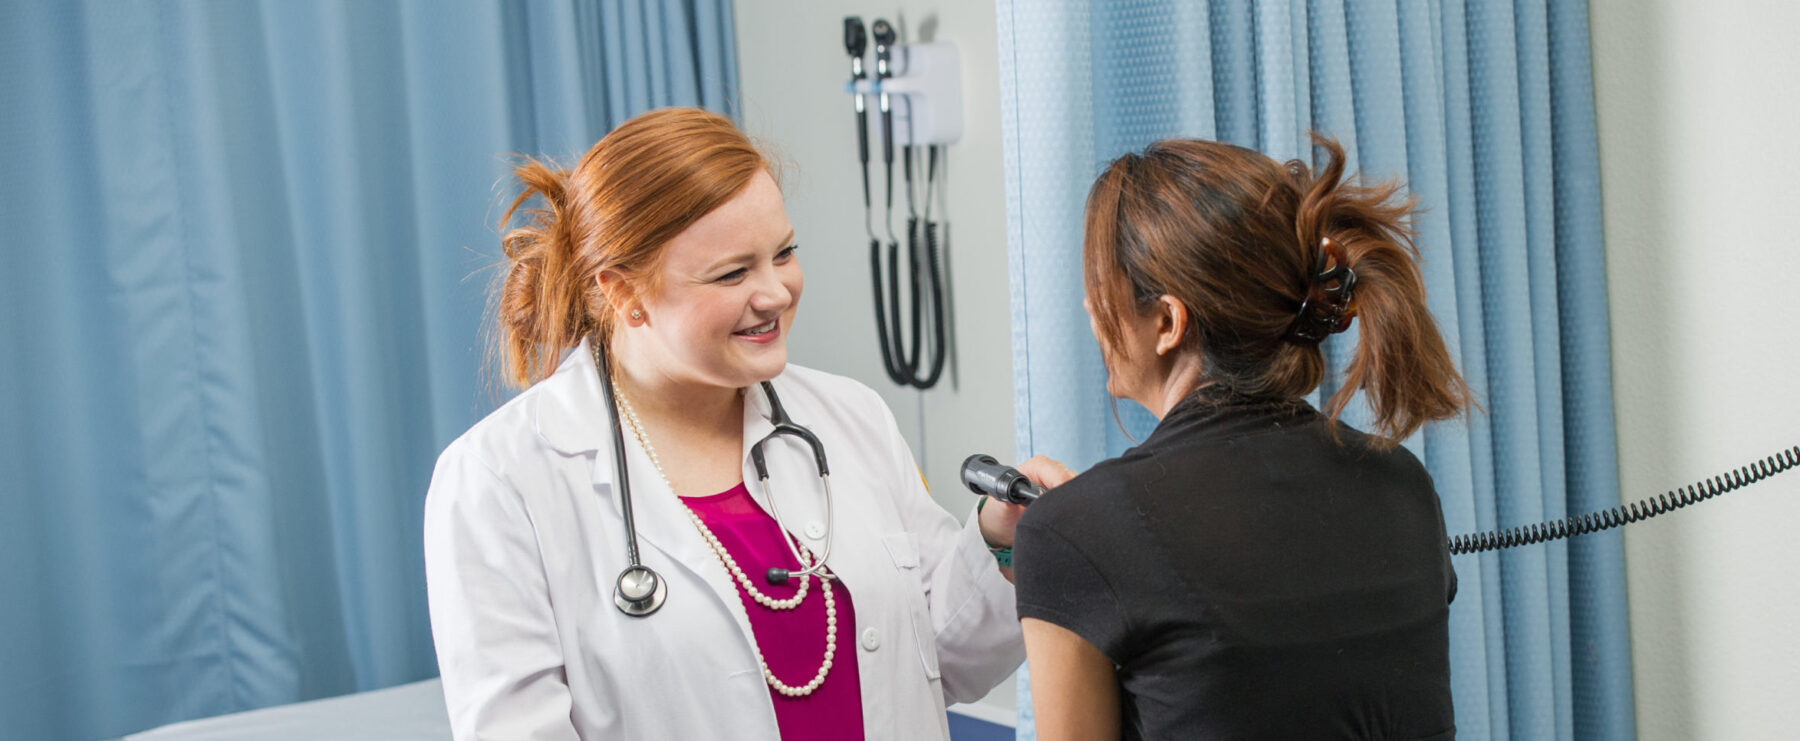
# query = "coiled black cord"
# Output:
<box><xmin>870</xmin><ymin>143</ymin><xmax>948</xmax><ymax>389</ymax></box>
<box><xmin>1447</xmin><ymin>444</ymin><xmax>1800</xmax><ymax>555</ymax></box>
<box><xmin>914</xmin><ymin>215</ymin><xmax>947</xmax><ymax>388</ymax></box>
<box><xmin>913</xmin><ymin>146</ymin><xmax>947</xmax><ymax>388</ymax></box>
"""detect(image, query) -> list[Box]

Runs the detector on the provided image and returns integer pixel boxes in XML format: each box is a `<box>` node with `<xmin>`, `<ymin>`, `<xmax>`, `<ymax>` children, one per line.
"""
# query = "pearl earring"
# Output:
<box><xmin>631</xmin><ymin>310</ymin><xmax>643</xmax><ymax>320</ymax></box>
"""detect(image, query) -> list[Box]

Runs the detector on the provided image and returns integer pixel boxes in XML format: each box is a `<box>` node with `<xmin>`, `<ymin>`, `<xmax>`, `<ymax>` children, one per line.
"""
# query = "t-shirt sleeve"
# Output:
<box><xmin>1012</xmin><ymin>512</ymin><xmax>1132</xmax><ymax>662</ymax></box>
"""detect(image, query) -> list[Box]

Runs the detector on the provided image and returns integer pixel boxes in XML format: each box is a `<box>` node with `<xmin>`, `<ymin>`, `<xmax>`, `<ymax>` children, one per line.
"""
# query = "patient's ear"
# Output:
<box><xmin>1153</xmin><ymin>295</ymin><xmax>1189</xmax><ymax>356</ymax></box>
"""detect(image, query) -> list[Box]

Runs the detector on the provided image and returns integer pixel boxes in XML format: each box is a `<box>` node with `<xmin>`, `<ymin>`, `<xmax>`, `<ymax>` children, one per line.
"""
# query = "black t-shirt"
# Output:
<box><xmin>1014</xmin><ymin>391</ymin><xmax>1457</xmax><ymax>740</ymax></box>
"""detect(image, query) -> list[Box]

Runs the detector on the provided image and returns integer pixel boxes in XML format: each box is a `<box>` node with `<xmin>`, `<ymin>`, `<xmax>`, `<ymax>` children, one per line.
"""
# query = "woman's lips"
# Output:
<box><xmin>734</xmin><ymin>319</ymin><xmax>780</xmax><ymax>344</ymax></box>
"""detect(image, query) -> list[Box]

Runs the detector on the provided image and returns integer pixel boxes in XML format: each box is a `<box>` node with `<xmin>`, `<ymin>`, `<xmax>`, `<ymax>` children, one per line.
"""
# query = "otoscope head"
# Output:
<box><xmin>871</xmin><ymin>18</ymin><xmax>895</xmax><ymax>49</ymax></box>
<box><xmin>962</xmin><ymin>454</ymin><xmax>1000</xmax><ymax>495</ymax></box>
<box><xmin>960</xmin><ymin>454</ymin><xmax>1044</xmax><ymax>506</ymax></box>
<box><xmin>843</xmin><ymin>17</ymin><xmax>867</xmax><ymax>58</ymax></box>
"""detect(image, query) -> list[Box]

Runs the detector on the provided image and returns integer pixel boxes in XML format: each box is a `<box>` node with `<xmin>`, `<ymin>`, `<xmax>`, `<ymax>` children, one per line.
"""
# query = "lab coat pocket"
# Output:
<box><xmin>881</xmin><ymin>532</ymin><xmax>942</xmax><ymax>680</ymax></box>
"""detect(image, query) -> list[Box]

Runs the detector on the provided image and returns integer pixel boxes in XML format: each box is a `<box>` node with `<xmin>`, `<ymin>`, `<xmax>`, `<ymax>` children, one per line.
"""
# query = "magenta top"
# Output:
<box><xmin>683</xmin><ymin>482</ymin><xmax>865</xmax><ymax>740</ymax></box>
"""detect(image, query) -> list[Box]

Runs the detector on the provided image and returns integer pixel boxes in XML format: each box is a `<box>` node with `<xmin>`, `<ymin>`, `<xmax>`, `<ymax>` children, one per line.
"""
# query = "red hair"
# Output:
<box><xmin>494</xmin><ymin>108</ymin><xmax>769</xmax><ymax>387</ymax></box>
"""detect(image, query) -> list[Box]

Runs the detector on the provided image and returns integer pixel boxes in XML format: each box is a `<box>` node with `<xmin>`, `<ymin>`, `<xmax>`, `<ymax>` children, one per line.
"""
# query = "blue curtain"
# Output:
<box><xmin>996</xmin><ymin>1</ymin><xmax>1632</xmax><ymax>739</ymax></box>
<box><xmin>0</xmin><ymin>2</ymin><xmax>736</xmax><ymax>738</ymax></box>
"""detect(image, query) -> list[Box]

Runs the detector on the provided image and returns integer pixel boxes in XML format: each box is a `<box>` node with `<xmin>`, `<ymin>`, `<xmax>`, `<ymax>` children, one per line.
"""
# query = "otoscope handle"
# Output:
<box><xmin>960</xmin><ymin>454</ymin><xmax>1044</xmax><ymax>506</ymax></box>
<box><xmin>881</xmin><ymin>107</ymin><xmax>894</xmax><ymax>165</ymax></box>
<box><xmin>857</xmin><ymin>111</ymin><xmax>870</xmax><ymax>166</ymax></box>
<box><xmin>844</xmin><ymin>16</ymin><xmax>871</xmax><ymax>177</ymax></box>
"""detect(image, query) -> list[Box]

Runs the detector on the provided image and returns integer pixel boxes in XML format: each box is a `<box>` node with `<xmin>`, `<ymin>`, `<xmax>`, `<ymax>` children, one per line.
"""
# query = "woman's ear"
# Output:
<box><xmin>597</xmin><ymin>270</ymin><xmax>645</xmax><ymax>327</ymax></box>
<box><xmin>1153</xmin><ymin>295</ymin><xmax>1189</xmax><ymax>356</ymax></box>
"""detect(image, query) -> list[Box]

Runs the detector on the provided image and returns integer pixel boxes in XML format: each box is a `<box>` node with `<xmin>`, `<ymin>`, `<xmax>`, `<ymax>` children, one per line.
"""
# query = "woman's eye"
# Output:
<box><xmin>716</xmin><ymin>268</ymin><xmax>748</xmax><ymax>283</ymax></box>
<box><xmin>776</xmin><ymin>244</ymin><xmax>799</xmax><ymax>260</ymax></box>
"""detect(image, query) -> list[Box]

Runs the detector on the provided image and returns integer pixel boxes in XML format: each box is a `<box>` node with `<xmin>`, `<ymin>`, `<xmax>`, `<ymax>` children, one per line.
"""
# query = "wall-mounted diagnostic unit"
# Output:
<box><xmin>843</xmin><ymin>16</ymin><xmax>960</xmax><ymax>389</ymax></box>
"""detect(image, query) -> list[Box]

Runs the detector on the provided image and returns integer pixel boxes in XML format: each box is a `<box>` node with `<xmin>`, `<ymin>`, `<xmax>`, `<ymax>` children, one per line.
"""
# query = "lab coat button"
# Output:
<box><xmin>805</xmin><ymin>521</ymin><xmax>827</xmax><ymax>540</ymax></box>
<box><xmin>860</xmin><ymin>627</ymin><xmax>881</xmax><ymax>651</ymax></box>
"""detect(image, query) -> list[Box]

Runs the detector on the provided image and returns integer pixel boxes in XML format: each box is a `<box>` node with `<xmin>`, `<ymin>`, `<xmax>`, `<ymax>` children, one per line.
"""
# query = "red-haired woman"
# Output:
<box><xmin>1012</xmin><ymin>137</ymin><xmax>1471</xmax><ymax>740</ymax></box>
<box><xmin>423</xmin><ymin>108</ymin><xmax>1023</xmax><ymax>741</ymax></box>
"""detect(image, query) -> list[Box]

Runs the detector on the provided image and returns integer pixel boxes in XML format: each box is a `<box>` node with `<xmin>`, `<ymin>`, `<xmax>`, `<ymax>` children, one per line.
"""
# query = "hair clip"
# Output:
<box><xmin>1283</xmin><ymin>238</ymin><xmax>1357</xmax><ymax>344</ymax></box>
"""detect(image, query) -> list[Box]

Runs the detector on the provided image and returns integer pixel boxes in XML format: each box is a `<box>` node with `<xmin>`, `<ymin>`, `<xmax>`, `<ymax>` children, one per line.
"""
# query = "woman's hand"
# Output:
<box><xmin>977</xmin><ymin>455</ymin><xmax>1076</xmax><ymax>549</ymax></box>
<box><xmin>1018</xmin><ymin>454</ymin><xmax>1077</xmax><ymax>489</ymax></box>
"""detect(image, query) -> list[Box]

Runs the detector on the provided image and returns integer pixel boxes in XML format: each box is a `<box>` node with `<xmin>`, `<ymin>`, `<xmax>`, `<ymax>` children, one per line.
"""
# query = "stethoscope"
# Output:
<box><xmin>596</xmin><ymin>342</ymin><xmax>836</xmax><ymax>618</ymax></box>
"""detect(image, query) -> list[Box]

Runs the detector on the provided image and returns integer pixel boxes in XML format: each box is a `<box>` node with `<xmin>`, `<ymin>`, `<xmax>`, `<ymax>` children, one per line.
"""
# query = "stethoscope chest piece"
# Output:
<box><xmin>614</xmin><ymin>564</ymin><xmax>667</xmax><ymax>616</ymax></box>
<box><xmin>596</xmin><ymin>337</ymin><xmax>831</xmax><ymax>619</ymax></box>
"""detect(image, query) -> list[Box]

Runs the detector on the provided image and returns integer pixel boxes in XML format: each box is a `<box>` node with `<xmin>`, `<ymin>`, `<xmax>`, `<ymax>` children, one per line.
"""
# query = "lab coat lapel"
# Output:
<box><xmin>612</xmin><ymin>422</ymin><xmax>776</xmax><ymax>657</ymax></box>
<box><xmin>534</xmin><ymin>340</ymin><xmax>709</xmax><ymax>571</ymax></box>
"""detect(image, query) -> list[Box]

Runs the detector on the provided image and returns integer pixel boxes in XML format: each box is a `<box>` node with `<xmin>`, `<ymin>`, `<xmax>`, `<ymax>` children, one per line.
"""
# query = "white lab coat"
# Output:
<box><xmin>423</xmin><ymin>339</ymin><xmax>1023</xmax><ymax>740</ymax></box>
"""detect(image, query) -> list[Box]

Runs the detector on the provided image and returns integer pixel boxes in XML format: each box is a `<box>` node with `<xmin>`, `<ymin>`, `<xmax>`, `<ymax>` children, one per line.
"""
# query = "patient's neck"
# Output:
<box><xmin>1136</xmin><ymin>350</ymin><xmax>1206</xmax><ymax>420</ymax></box>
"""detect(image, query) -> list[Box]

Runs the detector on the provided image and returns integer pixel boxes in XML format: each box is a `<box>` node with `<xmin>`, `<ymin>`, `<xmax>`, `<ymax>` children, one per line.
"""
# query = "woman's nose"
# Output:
<box><xmin>749</xmin><ymin>268</ymin><xmax>793</xmax><ymax>311</ymax></box>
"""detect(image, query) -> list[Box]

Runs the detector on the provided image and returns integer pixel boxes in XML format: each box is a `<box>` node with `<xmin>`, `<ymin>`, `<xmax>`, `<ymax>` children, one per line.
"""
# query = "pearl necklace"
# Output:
<box><xmin>611</xmin><ymin>382</ymin><xmax>838</xmax><ymax>697</ymax></box>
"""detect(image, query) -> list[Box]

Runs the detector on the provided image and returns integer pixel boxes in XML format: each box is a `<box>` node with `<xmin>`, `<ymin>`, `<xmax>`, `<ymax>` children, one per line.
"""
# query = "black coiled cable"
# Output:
<box><xmin>914</xmin><ymin>214</ymin><xmax>946</xmax><ymax>388</ymax></box>
<box><xmin>870</xmin><ymin>143</ymin><xmax>948</xmax><ymax>389</ymax></box>
<box><xmin>1446</xmin><ymin>444</ymin><xmax>1800</xmax><ymax>555</ymax></box>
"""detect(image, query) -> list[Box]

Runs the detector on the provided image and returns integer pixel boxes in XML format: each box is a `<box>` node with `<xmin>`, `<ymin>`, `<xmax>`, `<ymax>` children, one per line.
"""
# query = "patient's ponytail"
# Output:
<box><xmin>1291</xmin><ymin>137</ymin><xmax>1473</xmax><ymax>442</ymax></box>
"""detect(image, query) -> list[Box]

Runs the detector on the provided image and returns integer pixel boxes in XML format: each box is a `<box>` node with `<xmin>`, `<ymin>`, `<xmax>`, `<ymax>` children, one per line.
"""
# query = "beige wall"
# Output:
<box><xmin>1590</xmin><ymin>0</ymin><xmax>1800</xmax><ymax>737</ymax></box>
<box><xmin>731</xmin><ymin>0</ymin><xmax>1018</xmax><ymax>716</ymax></box>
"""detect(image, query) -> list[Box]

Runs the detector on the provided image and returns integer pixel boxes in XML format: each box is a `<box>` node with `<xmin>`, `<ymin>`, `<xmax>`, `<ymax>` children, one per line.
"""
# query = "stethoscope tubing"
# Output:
<box><xmin>760</xmin><ymin>473</ymin><xmax>835</xmax><ymax>583</ymax></box>
<box><xmin>601</xmin><ymin>342</ymin><xmax>835</xmax><ymax>618</ymax></box>
<box><xmin>598</xmin><ymin>342</ymin><xmax>667</xmax><ymax>616</ymax></box>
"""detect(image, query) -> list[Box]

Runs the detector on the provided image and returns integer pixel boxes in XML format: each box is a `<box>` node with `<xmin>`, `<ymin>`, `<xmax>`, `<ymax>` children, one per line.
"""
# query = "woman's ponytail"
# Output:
<box><xmin>496</xmin><ymin>158</ymin><xmax>591</xmax><ymax>388</ymax></box>
<box><xmin>1294</xmin><ymin>136</ymin><xmax>1473</xmax><ymax>444</ymax></box>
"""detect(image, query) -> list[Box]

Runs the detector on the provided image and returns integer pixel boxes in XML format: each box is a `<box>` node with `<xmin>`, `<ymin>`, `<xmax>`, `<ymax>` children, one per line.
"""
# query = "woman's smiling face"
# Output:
<box><xmin>623</xmin><ymin>169</ymin><xmax>803</xmax><ymax>390</ymax></box>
